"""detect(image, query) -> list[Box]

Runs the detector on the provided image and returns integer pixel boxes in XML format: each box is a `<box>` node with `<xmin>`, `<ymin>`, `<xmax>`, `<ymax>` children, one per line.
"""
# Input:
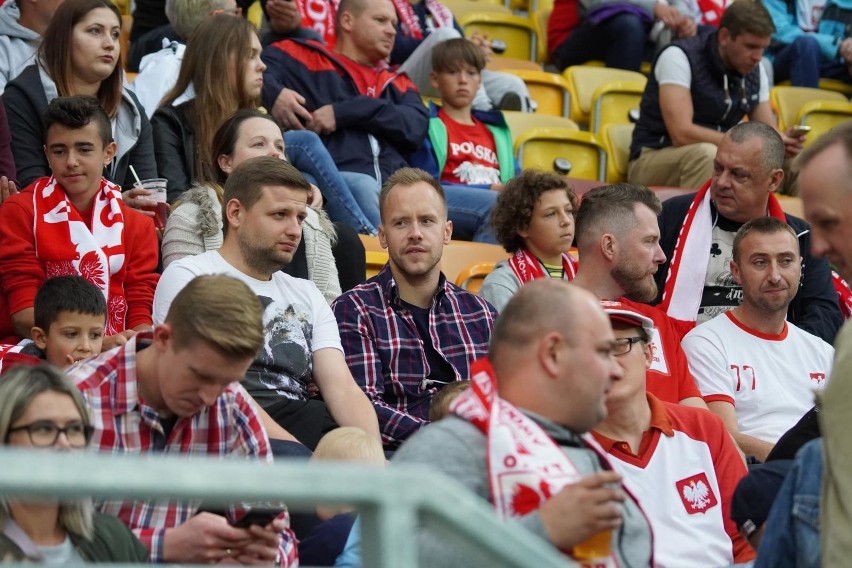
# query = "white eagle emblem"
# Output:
<box><xmin>453</xmin><ymin>162</ymin><xmax>501</xmax><ymax>185</ymax></box>
<box><xmin>683</xmin><ymin>479</ymin><xmax>711</xmax><ymax>510</ymax></box>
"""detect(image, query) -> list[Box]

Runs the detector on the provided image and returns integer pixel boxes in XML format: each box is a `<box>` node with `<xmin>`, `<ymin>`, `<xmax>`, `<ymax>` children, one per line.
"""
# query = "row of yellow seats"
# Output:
<box><xmin>770</xmin><ymin>86</ymin><xmax>852</xmax><ymax>144</ymax></box>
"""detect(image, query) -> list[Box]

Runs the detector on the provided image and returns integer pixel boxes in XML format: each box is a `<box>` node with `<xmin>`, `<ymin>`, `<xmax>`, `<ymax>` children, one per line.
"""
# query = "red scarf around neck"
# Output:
<box><xmin>32</xmin><ymin>176</ymin><xmax>128</xmax><ymax>335</ymax></box>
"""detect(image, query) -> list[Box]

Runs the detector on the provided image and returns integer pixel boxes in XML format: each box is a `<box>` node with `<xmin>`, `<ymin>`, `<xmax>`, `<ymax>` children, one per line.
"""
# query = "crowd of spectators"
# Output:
<box><xmin>0</xmin><ymin>0</ymin><xmax>850</xmax><ymax>565</ymax></box>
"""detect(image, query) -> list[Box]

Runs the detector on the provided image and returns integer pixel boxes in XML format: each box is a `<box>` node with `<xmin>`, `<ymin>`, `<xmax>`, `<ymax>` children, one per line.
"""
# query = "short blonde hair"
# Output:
<box><xmin>429</xmin><ymin>381</ymin><xmax>471</xmax><ymax>422</ymax></box>
<box><xmin>166</xmin><ymin>275</ymin><xmax>264</xmax><ymax>359</ymax></box>
<box><xmin>312</xmin><ymin>427</ymin><xmax>385</xmax><ymax>466</ymax></box>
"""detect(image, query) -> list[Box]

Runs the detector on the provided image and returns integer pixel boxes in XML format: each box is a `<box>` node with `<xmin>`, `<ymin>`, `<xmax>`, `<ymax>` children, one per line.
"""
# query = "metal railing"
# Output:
<box><xmin>0</xmin><ymin>448</ymin><xmax>568</xmax><ymax>567</ymax></box>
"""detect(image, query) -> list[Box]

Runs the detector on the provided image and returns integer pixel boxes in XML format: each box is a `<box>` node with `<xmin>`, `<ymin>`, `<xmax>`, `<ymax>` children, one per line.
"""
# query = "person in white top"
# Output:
<box><xmin>627</xmin><ymin>0</ymin><xmax>807</xmax><ymax>189</ymax></box>
<box><xmin>153</xmin><ymin>155</ymin><xmax>379</xmax><ymax>450</ymax></box>
<box><xmin>682</xmin><ymin>217</ymin><xmax>834</xmax><ymax>462</ymax></box>
<box><xmin>593</xmin><ymin>301</ymin><xmax>754</xmax><ymax>566</ymax></box>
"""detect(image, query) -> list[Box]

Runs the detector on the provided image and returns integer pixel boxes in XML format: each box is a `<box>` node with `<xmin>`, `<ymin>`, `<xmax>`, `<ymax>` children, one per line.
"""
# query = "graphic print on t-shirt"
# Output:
<box><xmin>699</xmin><ymin>224</ymin><xmax>739</xmax><ymax>323</ymax></box>
<box><xmin>440</xmin><ymin>112</ymin><xmax>501</xmax><ymax>185</ymax></box>
<box><xmin>244</xmin><ymin>296</ymin><xmax>314</xmax><ymax>401</ymax></box>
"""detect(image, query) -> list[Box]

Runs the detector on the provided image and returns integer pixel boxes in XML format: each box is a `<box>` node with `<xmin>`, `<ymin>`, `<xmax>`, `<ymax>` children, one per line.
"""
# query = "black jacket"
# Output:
<box><xmin>654</xmin><ymin>192</ymin><xmax>843</xmax><ymax>344</ymax></box>
<box><xmin>150</xmin><ymin>101</ymin><xmax>195</xmax><ymax>203</ymax></box>
<box><xmin>2</xmin><ymin>65</ymin><xmax>157</xmax><ymax>190</ymax></box>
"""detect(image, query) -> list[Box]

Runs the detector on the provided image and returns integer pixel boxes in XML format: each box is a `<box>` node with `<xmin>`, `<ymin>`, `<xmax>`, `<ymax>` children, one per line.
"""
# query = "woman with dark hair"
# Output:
<box><xmin>0</xmin><ymin>364</ymin><xmax>149</xmax><ymax>563</ymax></box>
<box><xmin>479</xmin><ymin>170</ymin><xmax>579</xmax><ymax>312</ymax></box>
<box><xmin>2</xmin><ymin>0</ymin><xmax>156</xmax><ymax>200</ymax></box>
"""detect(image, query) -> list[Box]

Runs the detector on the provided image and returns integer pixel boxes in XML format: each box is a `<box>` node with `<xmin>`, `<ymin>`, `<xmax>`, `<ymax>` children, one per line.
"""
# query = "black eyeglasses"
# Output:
<box><xmin>7</xmin><ymin>421</ymin><xmax>93</xmax><ymax>448</ymax></box>
<box><xmin>613</xmin><ymin>336</ymin><xmax>645</xmax><ymax>357</ymax></box>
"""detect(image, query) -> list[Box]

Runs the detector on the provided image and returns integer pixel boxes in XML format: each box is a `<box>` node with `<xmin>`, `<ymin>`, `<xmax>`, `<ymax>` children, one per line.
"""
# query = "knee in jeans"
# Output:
<box><xmin>791</xmin><ymin>35</ymin><xmax>821</xmax><ymax>59</ymax></box>
<box><xmin>606</xmin><ymin>14</ymin><xmax>647</xmax><ymax>45</ymax></box>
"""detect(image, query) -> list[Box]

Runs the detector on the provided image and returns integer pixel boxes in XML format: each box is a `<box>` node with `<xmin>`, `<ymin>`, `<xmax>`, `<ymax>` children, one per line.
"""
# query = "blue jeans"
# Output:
<box><xmin>552</xmin><ymin>12</ymin><xmax>649</xmax><ymax>72</ymax></box>
<box><xmin>444</xmin><ymin>184</ymin><xmax>498</xmax><ymax>244</ymax></box>
<box><xmin>340</xmin><ymin>171</ymin><xmax>381</xmax><ymax>229</ymax></box>
<box><xmin>772</xmin><ymin>36</ymin><xmax>823</xmax><ymax>88</ymax></box>
<box><xmin>283</xmin><ymin>131</ymin><xmax>377</xmax><ymax>235</ymax></box>
<box><xmin>754</xmin><ymin>439</ymin><xmax>822</xmax><ymax>568</ymax></box>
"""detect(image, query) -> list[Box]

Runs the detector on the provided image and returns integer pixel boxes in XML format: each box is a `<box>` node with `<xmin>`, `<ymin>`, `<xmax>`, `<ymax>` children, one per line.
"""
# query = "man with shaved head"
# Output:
<box><xmin>394</xmin><ymin>279</ymin><xmax>653</xmax><ymax>567</ymax></box>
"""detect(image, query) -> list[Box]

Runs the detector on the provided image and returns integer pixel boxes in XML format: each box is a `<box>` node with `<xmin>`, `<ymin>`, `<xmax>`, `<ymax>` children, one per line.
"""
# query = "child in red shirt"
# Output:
<box><xmin>0</xmin><ymin>96</ymin><xmax>158</xmax><ymax>348</ymax></box>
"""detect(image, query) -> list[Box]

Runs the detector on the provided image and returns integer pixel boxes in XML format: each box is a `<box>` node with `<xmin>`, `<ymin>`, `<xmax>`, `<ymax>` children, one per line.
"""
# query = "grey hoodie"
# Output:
<box><xmin>0</xmin><ymin>1</ymin><xmax>39</xmax><ymax>94</ymax></box>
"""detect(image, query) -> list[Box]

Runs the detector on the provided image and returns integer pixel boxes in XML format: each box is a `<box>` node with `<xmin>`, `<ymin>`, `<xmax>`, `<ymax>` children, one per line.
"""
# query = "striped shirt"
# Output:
<box><xmin>66</xmin><ymin>333</ymin><xmax>297</xmax><ymax>565</ymax></box>
<box><xmin>332</xmin><ymin>265</ymin><xmax>497</xmax><ymax>448</ymax></box>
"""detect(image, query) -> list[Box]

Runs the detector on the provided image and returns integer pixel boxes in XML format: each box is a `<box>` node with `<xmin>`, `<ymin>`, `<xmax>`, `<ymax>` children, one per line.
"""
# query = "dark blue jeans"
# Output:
<box><xmin>771</xmin><ymin>36</ymin><xmax>852</xmax><ymax>88</ymax></box>
<box><xmin>754</xmin><ymin>439</ymin><xmax>821</xmax><ymax>568</ymax></box>
<box><xmin>552</xmin><ymin>13</ymin><xmax>649</xmax><ymax>71</ymax></box>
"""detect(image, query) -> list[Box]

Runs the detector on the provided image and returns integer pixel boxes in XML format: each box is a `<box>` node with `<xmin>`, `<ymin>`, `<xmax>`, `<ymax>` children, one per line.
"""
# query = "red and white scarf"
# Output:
<box><xmin>450</xmin><ymin>358</ymin><xmax>618</xmax><ymax>565</ymax></box>
<box><xmin>507</xmin><ymin>249</ymin><xmax>578</xmax><ymax>285</ymax></box>
<box><xmin>659</xmin><ymin>181</ymin><xmax>852</xmax><ymax>321</ymax></box>
<box><xmin>32</xmin><ymin>176</ymin><xmax>128</xmax><ymax>335</ymax></box>
<box><xmin>0</xmin><ymin>341</ymin><xmax>41</xmax><ymax>374</ymax></box>
<box><xmin>391</xmin><ymin>0</ymin><xmax>454</xmax><ymax>40</ymax></box>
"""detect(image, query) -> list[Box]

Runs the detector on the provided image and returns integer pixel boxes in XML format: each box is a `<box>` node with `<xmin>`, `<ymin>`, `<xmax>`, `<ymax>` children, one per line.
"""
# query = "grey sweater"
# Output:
<box><xmin>393</xmin><ymin>413</ymin><xmax>654</xmax><ymax>568</ymax></box>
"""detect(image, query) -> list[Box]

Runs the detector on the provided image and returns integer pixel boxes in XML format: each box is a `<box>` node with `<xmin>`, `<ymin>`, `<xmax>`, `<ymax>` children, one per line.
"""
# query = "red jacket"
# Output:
<box><xmin>0</xmin><ymin>180</ymin><xmax>159</xmax><ymax>340</ymax></box>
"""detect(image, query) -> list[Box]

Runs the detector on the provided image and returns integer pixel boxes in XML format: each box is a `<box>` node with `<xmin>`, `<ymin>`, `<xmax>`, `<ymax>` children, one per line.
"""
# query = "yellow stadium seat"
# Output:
<box><xmin>502</xmin><ymin>110</ymin><xmax>579</xmax><ymax>140</ymax></box>
<box><xmin>769</xmin><ymin>86</ymin><xmax>847</xmax><ymax>131</ymax></box>
<box><xmin>365</xmin><ymin>250</ymin><xmax>389</xmax><ymax>280</ymax></box>
<box><xmin>601</xmin><ymin>123</ymin><xmax>635</xmax><ymax>183</ymax></box>
<box><xmin>441</xmin><ymin>241</ymin><xmax>510</xmax><ymax>283</ymax></box>
<box><xmin>515</xmin><ymin>128</ymin><xmax>607</xmax><ymax>180</ymax></box>
<box><xmin>458</xmin><ymin>12</ymin><xmax>538</xmax><ymax>61</ymax></box>
<box><xmin>487</xmin><ymin>56</ymin><xmax>543</xmax><ymax>71</ymax></box>
<box><xmin>532</xmin><ymin>8</ymin><xmax>551</xmax><ymax>63</ymax></box>
<box><xmin>455</xmin><ymin>262</ymin><xmax>498</xmax><ymax>294</ymax></box>
<box><xmin>443</xmin><ymin>0</ymin><xmax>509</xmax><ymax>18</ymax></box>
<box><xmin>358</xmin><ymin>234</ymin><xmax>384</xmax><ymax>253</ymax></box>
<box><xmin>111</xmin><ymin>0</ymin><xmax>131</xmax><ymax>15</ymax></box>
<box><xmin>247</xmin><ymin>0</ymin><xmax>264</xmax><ymax>28</ymax></box>
<box><xmin>589</xmin><ymin>80</ymin><xmax>646</xmax><ymax>134</ymax></box>
<box><xmin>777</xmin><ymin>79</ymin><xmax>852</xmax><ymax>97</ymax></box>
<box><xmin>508</xmin><ymin>70</ymin><xmax>571</xmax><ymax>117</ymax></box>
<box><xmin>797</xmin><ymin>100</ymin><xmax>852</xmax><ymax>147</ymax></box>
<box><xmin>563</xmin><ymin>66</ymin><xmax>646</xmax><ymax>128</ymax></box>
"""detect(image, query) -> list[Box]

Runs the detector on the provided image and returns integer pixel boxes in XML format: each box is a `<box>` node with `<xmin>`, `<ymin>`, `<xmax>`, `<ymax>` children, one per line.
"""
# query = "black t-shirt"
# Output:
<box><xmin>399</xmin><ymin>300</ymin><xmax>456</xmax><ymax>389</ymax></box>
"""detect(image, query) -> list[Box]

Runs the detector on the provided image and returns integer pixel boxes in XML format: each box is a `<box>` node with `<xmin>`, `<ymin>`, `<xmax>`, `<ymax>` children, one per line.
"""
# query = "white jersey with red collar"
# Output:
<box><xmin>594</xmin><ymin>397</ymin><xmax>753</xmax><ymax>567</ymax></box>
<box><xmin>682</xmin><ymin>311</ymin><xmax>833</xmax><ymax>442</ymax></box>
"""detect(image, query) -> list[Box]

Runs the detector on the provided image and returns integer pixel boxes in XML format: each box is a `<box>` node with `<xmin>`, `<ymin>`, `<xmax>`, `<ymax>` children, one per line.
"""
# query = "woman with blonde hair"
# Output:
<box><xmin>0</xmin><ymin>364</ymin><xmax>149</xmax><ymax>563</ymax></box>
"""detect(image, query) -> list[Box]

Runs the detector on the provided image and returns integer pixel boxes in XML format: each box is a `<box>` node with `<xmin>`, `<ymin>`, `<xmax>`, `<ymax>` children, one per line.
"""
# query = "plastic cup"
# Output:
<box><xmin>571</xmin><ymin>529</ymin><xmax>612</xmax><ymax>562</ymax></box>
<box><xmin>136</xmin><ymin>178</ymin><xmax>168</xmax><ymax>230</ymax></box>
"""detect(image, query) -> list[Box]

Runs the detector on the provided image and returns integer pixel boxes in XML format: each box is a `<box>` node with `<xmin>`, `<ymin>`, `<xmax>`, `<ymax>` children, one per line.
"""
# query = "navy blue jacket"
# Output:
<box><xmin>261</xmin><ymin>39</ymin><xmax>428</xmax><ymax>182</ymax></box>
<box><xmin>653</xmin><ymin>192</ymin><xmax>843</xmax><ymax>344</ymax></box>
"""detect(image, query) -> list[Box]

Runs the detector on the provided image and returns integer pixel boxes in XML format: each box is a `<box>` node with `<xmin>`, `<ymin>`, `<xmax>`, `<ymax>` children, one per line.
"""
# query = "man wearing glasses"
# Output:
<box><xmin>572</xmin><ymin>183</ymin><xmax>705</xmax><ymax>408</ymax></box>
<box><xmin>592</xmin><ymin>301</ymin><xmax>755</xmax><ymax>566</ymax></box>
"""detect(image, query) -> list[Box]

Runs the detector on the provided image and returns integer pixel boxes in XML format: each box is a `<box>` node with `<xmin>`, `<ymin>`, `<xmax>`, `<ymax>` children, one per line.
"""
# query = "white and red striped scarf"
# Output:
<box><xmin>659</xmin><ymin>181</ymin><xmax>852</xmax><ymax>321</ymax></box>
<box><xmin>32</xmin><ymin>176</ymin><xmax>128</xmax><ymax>335</ymax></box>
<box><xmin>391</xmin><ymin>0</ymin><xmax>454</xmax><ymax>40</ymax></box>
<box><xmin>507</xmin><ymin>249</ymin><xmax>578</xmax><ymax>285</ymax></box>
<box><xmin>451</xmin><ymin>358</ymin><xmax>618</xmax><ymax>565</ymax></box>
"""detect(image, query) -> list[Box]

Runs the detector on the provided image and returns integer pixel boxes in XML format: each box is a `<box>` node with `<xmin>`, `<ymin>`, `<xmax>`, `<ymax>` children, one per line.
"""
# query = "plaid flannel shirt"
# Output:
<box><xmin>332</xmin><ymin>265</ymin><xmax>497</xmax><ymax>448</ymax></box>
<box><xmin>66</xmin><ymin>333</ymin><xmax>298</xmax><ymax>565</ymax></box>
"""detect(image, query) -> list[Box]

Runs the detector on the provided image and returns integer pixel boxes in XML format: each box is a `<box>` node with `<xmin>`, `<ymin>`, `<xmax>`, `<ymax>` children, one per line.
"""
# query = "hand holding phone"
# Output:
<box><xmin>230</xmin><ymin>509</ymin><xmax>282</xmax><ymax>529</ymax></box>
<box><xmin>788</xmin><ymin>125</ymin><xmax>812</xmax><ymax>138</ymax></box>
